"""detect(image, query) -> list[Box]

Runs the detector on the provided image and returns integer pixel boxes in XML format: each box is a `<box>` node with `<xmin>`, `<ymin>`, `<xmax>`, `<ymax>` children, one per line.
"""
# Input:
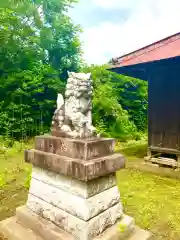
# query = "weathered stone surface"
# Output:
<box><xmin>128</xmin><ymin>227</ymin><xmax>152</xmax><ymax>240</ymax></box>
<box><xmin>0</xmin><ymin>209</ymin><xmax>151</xmax><ymax>240</ymax></box>
<box><xmin>29</xmin><ymin>177</ymin><xmax>120</xmax><ymax>221</ymax></box>
<box><xmin>32</xmin><ymin>167</ymin><xmax>116</xmax><ymax>198</ymax></box>
<box><xmin>25</xmin><ymin>149</ymin><xmax>125</xmax><ymax>181</ymax></box>
<box><xmin>0</xmin><ymin>216</ymin><xmax>43</xmax><ymax>240</ymax></box>
<box><xmin>15</xmin><ymin>206</ymin><xmax>137</xmax><ymax>240</ymax></box>
<box><xmin>35</xmin><ymin>136</ymin><xmax>115</xmax><ymax>160</ymax></box>
<box><xmin>27</xmin><ymin>194</ymin><xmax>123</xmax><ymax>240</ymax></box>
<box><xmin>95</xmin><ymin>214</ymin><xmax>135</xmax><ymax>240</ymax></box>
<box><xmin>51</xmin><ymin>72</ymin><xmax>98</xmax><ymax>139</ymax></box>
<box><xmin>16</xmin><ymin>206</ymin><xmax>74</xmax><ymax>240</ymax></box>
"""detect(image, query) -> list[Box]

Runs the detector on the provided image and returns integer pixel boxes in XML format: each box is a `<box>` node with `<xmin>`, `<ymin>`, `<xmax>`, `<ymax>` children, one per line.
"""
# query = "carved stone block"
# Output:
<box><xmin>25</xmin><ymin>149</ymin><xmax>125</xmax><ymax>181</ymax></box>
<box><xmin>32</xmin><ymin>167</ymin><xmax>116</xmax><ymax>198</ymax></box>
<box><xmin>35</xmin><ymin>135</ymin><xmax>115</xmax><ymax>160</ymax></box>
<box><xmin>29</xmin><ymin>177</ymin><xmax>120</xmax><ymax>221</ymax></box>
<box><xmin>27</xmin><ymin>194</ymin><xmax>123</xmax><ymax>240</ymax></box>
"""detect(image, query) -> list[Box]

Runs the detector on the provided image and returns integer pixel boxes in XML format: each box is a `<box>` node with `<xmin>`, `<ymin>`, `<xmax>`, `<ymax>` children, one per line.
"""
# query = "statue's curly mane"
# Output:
<box><xmin>51</xmin><ymin>72</ymin><xmax>98</xmax><ymax>139</ymax></box>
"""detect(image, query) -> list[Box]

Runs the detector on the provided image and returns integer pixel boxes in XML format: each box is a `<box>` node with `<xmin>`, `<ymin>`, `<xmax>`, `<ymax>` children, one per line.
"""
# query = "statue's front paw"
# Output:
<box><xmin>61</xmin><ymin>125</ymin><xmax>71</xmax><ymax>132</ymax></box>
<box><xmin>97</xmin><ymin>133</ymin><xmax>101</xmax><ymax>138</ymax></box>
<box><xmin>69</xmin><ymin>130</ymin><xmax>79</xmax><ymax>138</ymax></box>
<box><xmin>89</xmin><ymin>125</ymin><xmax>96</xmax><ymax>133</ymax></box>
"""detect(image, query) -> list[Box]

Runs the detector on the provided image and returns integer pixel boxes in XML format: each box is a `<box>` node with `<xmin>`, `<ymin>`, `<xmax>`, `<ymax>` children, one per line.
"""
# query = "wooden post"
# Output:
<box><xmin>144</xmin><ymin>148</ymin><xmax>152</xmax><ymax>162</ymax></box>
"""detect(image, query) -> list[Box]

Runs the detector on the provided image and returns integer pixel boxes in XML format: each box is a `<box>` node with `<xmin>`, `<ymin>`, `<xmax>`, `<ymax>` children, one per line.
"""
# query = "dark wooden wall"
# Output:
<box><xmin>148</xmin><ymin>63</ymin><xmax>180</xmax><ymax>152</ymax></box>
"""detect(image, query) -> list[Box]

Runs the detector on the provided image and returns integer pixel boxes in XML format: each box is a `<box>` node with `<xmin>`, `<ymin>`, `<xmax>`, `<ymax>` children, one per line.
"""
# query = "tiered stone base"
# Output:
<box><xmin>0</xmin><ymin>135</ymin><xmax>152</xmax><ymax>239</ymax></box>
<box><xmin>27</xmin><ymin>167</ymin><xmax>124</xmax><ymax>239</ymax></box>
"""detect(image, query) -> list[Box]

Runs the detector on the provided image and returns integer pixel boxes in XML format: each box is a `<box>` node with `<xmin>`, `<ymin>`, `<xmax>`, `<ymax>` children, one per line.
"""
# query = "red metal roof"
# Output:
<box><xmin>111</xmin><ymin>32</ymin><xmax>180</xmax><ymax>68</ymax></box>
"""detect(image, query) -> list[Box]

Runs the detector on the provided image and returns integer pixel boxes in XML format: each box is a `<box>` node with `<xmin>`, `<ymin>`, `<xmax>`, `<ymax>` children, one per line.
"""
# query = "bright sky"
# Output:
<box><xmin>70</xmin><ymin>0</ymin><xmax>180</xmax><ymax>65</ymax></box>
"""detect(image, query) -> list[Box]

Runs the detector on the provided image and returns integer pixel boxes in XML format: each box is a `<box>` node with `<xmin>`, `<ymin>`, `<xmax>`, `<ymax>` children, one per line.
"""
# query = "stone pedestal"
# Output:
<box><xmin>0</xmin><ymin>135</ymin><xmax>151</xmax><ymax>240</ymax></box>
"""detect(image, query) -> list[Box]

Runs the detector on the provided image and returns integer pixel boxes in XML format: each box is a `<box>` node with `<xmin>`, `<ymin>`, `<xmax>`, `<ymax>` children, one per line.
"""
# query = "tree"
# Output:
<box><xmin>114</xmin><ymin>74</ymin><xmax>148</xmax><ymax>132</ymax></box>
<box><xmin>0</xmin><ymin>1</ymin><xmax>43</xmax><ymax>73</ymax></box>
<box><xmin>82</xmin><ymin>64</ymin><xmax>148</xmax><ymax>139</ymax></box>
<box><xmin>83</xmin><ymin>65</ymin><xmax>140</xmax><ymax>140</ymax></box>
<box><xmin>33</xmin><ymin>0</ymin><xmax>83</xmax><ymax>79</ymax></box>
<box><xmin>0</xmin><ymin>0</ymin><xmax>82</xmax><ymax>139</ymax></box>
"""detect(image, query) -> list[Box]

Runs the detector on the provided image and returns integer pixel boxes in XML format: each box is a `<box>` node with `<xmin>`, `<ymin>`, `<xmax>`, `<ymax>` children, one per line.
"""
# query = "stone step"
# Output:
<box><xmin>95</xmin><ymin>215</ymin><xmax>151</xmax><ymax>240</ymax></box>
<box><xmin>127</xmin><ymin>226</ymin><xmax>152</xmax><ymax>240</ymax></box>
<box><xmin>94</xmin><ymin>214</ymin><xmax>135</xmax><ymax>240</ymax></box>
<box><xmin>16</xmin><ymin>206</ymin><xmax>74</xmax><ymax>240</ymax></box>
<box><xmin>0</xmin><ymin>208</ymin><xmax>152</xmax><ymax>240</ymax></box>
<box><xmin>0</xmin><ymin>216</ymin><xmax>43</xmax><ymax>240</ymax></box>
<box><xmin>17</xmin><ymin>206</ymin><xmax>135</xmax><ymax>240</ymax></box>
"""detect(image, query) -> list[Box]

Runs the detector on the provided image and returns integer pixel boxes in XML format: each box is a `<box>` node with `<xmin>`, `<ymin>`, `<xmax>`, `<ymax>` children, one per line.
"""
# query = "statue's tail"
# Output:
<box><xmin>57</xmin><ymin>94</ymin><xmax>64</xmax><ymax>109</ymax></box>
<box><xmin>52</xmin><ymin>94</ymin><xmax>65</xmax><ymax>128</ymax></box>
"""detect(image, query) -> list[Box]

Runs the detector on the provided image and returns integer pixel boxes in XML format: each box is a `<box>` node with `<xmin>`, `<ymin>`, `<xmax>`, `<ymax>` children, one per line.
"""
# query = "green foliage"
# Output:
<box><xmin>83</xmin><ymin>65</ymin><xmax>148</xmax><ymax>139</ymax></box>
<box><xmin>0</xmin><ymin>64</ymin><xmax>63</xmax><ymax>138</ymax></box>
<box><xmin>118</xmin><ymin>223</ymin><xmax>127</xmax><ymax>233</ymax></box>
<box><xmin>116</xmin><ymin>135</ymin><xmax>148</xmax><ymax>158</ymax></box>
<box><xmin>0</xmin><ymin>0</ymin><xmax>82</xmax><ymax>139</ymax></box>
<box><xmin>0</xmin><ymin>0</ymin><xmax>147</xmax><ymax>142</ymax></box>
<box><xmin>116</xmin><ymin>74</ymin><xmax>148</xmax><ymax>132</ymax></box>
<box><xmin>34</xmin><ymin>0</ymin><xmax>83</xmax><ymax>76</ymax></box>
<box><xmin>83</xmin><ymin>65</ymin><xmax>140</xmax><ymax>140</ymax></box>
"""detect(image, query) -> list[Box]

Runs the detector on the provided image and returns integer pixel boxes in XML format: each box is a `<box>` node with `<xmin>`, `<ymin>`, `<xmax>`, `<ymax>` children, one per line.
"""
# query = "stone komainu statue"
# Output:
<box><xmin>51</xmin><ymin>72</ymin><xmax>99</xmax><ymax>139</ymax></box>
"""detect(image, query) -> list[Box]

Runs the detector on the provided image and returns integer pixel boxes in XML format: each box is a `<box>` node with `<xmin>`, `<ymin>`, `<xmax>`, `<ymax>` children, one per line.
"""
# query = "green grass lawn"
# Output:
<box><xmin>0</xmin><ymin>148</ymin><xmax>180</xmax><ymax>239</ymax></box>
<box><xmin>0</xmin><ymin>153</ymin><xmax>30</xmax><ymax>222</ymax></box>
<box><xmin>117</xmin><ymin>170</ymin><xmax>180</xmax><ymax>240</ymax></box>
